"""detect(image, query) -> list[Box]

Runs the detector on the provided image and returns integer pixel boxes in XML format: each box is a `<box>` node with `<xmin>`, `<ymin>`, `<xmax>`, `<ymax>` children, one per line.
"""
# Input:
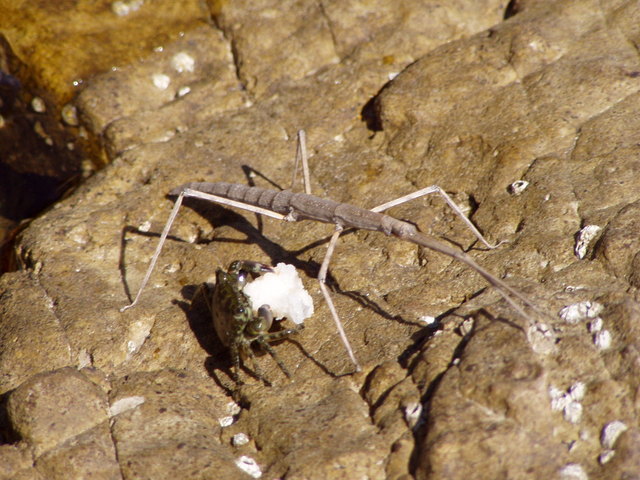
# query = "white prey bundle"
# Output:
<box><xmin>243</xmin><ymin>263</ymin><xmax>314</xmax><ymax>325</ymax></box>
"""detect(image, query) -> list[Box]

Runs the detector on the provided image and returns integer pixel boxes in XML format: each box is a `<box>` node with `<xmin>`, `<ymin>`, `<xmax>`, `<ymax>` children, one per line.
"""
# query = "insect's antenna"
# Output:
<box><xmin>290</xmin><ymin>130</ymin><xmax>311</xmax><ymax>194</ymax></box>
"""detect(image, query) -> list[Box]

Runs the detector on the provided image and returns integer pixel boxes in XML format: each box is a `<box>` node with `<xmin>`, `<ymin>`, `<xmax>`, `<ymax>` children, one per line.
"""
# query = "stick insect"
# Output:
<box><xmin>122</xmin><ymin>130</ymin><xmax>539</xmax><ymax>372</ymax></box>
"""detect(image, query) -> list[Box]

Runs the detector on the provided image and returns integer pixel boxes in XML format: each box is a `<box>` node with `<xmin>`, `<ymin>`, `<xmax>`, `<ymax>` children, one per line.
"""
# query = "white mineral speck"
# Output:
<box><xmin>226</xmin><ymin>401</ymin><xmax>241</xmax><ymax>415</ymax></box>
<box><xmin>459</xmin><ymin>318</ymin><xmax>474</xmax><ymax>336</ymax></box>
<box><xmin>419</xmin><ymin>315</ymin><xmax>436</xmax><ymax>325</ymax></box>
<box><xmin>574</xmin><ymin>225</ymin><xmax>601</xmax><ymax>259</ymax></box>
<box><xmin>61</xmin><ymin>103</ymin><xmax>79</xmax><ymax>126</ymax></box>
<box><xmin>563</xmin><ymin>401</ymin><xmax>583</xmax><ymax>424</ymax></box>
<box><xmin>232</xmin><ymin>433</ymin><xmax>250</xmax><ymax>446</ymax></box>
<box><xmin>601</xmin><ymin>420</ymin><xmax>628</xmax><ymax>449</ymax></box>
<box><xmin>569</xmin><ymin>382</ymin><xmax>586</xmax><ymax>401</ymax></box>
<box><xmin>126</xmin><ymin>319</ymin><xmax>153</xmax><ymax>356</ymax></box>
<box><xmin>594</xmin><ymin>329</ymin><xmax>611</xmax><ymax>350</ymax></box>
<box><xmin>219</xmin><ymin>416</ymin><xmax>235</xmax><ymax>427</ymax></box>
<box><xmin>549</xmin><ymin>386</ymin><xmax>564</xmax><ymax>403</ymax></box>
<box><xmin>171</xmin><ymin>52</ymin><xmax>195</xmax><ymax>73</ymax></box>
<box><xmin>77</xmin><ymin>349</ymin><xmax>92</xmax><ymax>368</ymax></box>
<box><xmin>111</xmin><ymin>0</ymin><xmax>143</xmax><ymax>16</ymax></box>
<box><xmin>152</xmin><ymin>73</ymin><xmax>171</xmax><ymax>90</ymax></box>
<box><xmin>31</xmin><ymin>96</ymin><xmax>46</xmax><ymax>113</ymax></box>
<box><xmin>588</xmin><ymin>317</ymin><xmax>603</xmax><ymax>333</ymax></box>
<box><xmin>527</xmin><ymin>322</ymin><xmax>556</xmax><ymax>355</ymax></box>
<box><xmin>559</xmin><ymin>301</ymin><xmax>603</xmax><ymax>324</ymax></box>
<box><xmin>598</xmin><ymin>449</ymin><xmax>615</xmax><ymax>464</ymax></box>
<box><xmin>550</xmin><ymin>384</ymin><xmax>586</xmax><ymax>423</ymax></box>
<box><xmin>235</xmin><ymin>456</ymin><xmax>262</xmax><ymax>478</ymax></box>
<box><xmin>559</xmin><ymin>463</ymin><xmax>588</xmax><ymax>480</ymax></box>
<box><xmin>508</xmin><ymin>180</ymin><xmax>529</xmax><ymax>195</ymax></box>
<box><xmin>162</xmin><ymin>262</ymin><xmax>180</xmax><ymax>274</ymax></box>
<box><xmin>109</xmin><ymin>396</ymin><xmax>145</xmax><ymax>417</ymax></box>
<box><xmin>177</xmin><ymin>86</ymin><xmax>191</xmax><ymax>97</ymax></box>
<box><xmin>404</xmin><ymin>402</ymin><xmax>422</xmax><ymax>427</ymax></box>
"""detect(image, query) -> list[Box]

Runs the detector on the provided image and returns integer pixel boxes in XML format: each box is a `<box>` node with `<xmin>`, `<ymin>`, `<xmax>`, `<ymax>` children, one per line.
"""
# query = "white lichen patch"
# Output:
<box><xmin>559</xmin><ymin>301</ymin><xmax>603</xmax><ymax>324</ymax></box>
<box><xmin>574</xmin><ymin>225</ymin><xmax>602</xmax><ymax>259</ymax></box>
<box><xmin>243</xmin><ymin>263</ymin><xmax>314</xmax><ymax>324</ymax></box>
<box><xmin>235</xmin><ymin>456</ymin><xmax>262</xmax><ymax>478</ymax></box>
<box><xmin>109</xmin><ymin>396</ymin><xmax>145</xmax><ymax>417</ymax></box>
<box><xmin>171</xmin><ymin>52</ymin><xmax>195</xmax><ymax>73</ymax></box>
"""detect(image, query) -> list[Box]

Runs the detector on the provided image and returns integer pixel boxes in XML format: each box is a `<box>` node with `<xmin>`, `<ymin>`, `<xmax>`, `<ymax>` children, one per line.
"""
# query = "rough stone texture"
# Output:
<box><xmin>1</xmin><ymin>0</ymin><xmax>640</xmax><ymax>479</ymax></box>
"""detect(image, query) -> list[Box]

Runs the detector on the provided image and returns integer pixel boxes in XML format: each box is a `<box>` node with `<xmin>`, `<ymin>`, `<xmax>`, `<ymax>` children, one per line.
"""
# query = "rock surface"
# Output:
<box><xmin>1</xmin><ymin>1</ymin><xmax>640</xmax><ymax>479</ymax></box>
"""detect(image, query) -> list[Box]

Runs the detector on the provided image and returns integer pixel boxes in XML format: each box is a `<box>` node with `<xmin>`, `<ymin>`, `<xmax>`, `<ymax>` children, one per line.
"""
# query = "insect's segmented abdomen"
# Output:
<box><xmin>172</xmin><ymin>182</ymin><xmax>294</xmax><ymax>215</ymax></box>
<box><xmin>172</xmin><ymin>182</ymin><xmax>401</xmax><ymax>234</ymax></box>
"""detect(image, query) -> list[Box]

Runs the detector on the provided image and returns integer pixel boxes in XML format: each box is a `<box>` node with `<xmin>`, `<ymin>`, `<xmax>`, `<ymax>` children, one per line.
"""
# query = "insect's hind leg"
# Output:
<box><xmin>317</xmin><ymin>225</ymin><xmax>363</xmax><ymax>373</ymax></box>
<box><xmin>371</xmin><ymin>185</ymin><xmax>504</xmax><ymax>250</ymax></box>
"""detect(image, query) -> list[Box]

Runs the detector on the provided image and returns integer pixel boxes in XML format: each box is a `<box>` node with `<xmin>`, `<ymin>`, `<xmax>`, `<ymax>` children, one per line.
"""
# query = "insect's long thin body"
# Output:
<box><xmin>170</xmin><ymin>182</ymin><xmax>538</xmax><ymax>334</ymax></box>
<box><xmin>123</xmin><ymin>131</ymin><xmax>540</xmax><ymax>374</ymax></box>
<box><xmin>171</xmin><ymin>183</ymin><xmax>470</xmax><ymax>242</ymax></box>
